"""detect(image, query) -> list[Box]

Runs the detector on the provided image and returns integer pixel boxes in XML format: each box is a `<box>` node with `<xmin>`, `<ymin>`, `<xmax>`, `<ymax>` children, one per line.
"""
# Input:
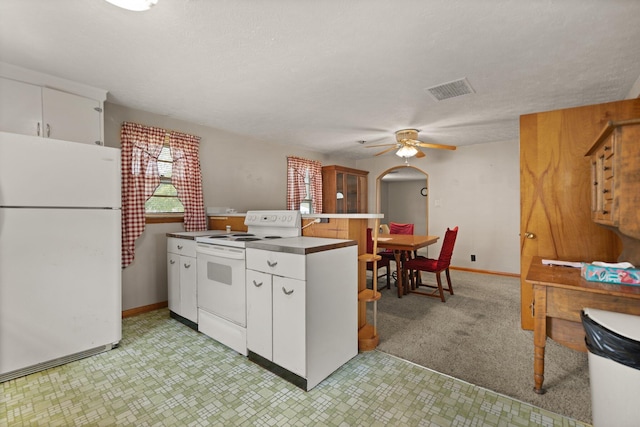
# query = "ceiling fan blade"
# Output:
<box><xmin>365</xmin><ymin>143</ymin><xmax>397</xmax><ymax>148</ymax></box>
<box><xmin>375</xmin><ymin>146</ymin><xmax>398</xmax><ymax>156</ymax></box>
<box><xmin>411</xmin><ymin>140</ymin><xmax>457</xmax><ymax>150</ymax></box>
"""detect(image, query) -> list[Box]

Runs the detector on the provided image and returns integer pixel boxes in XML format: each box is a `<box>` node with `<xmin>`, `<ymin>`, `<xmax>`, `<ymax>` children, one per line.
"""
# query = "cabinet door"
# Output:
<box><xmin>179</xmin><ymin>255</ymin><xmax>197</xmax><ymax>323</ymax></box>
<box><xmin>345</xmin><ymin>173</ymin><xmax>358</xmax><ymax>213</ymax></box>
<box><xmin>246</xmin><ymin>269</ymin><xmax>273</xmax><ymax>359</ymax></box>
<box><xmin>0</xmin><ymin>77</ymin><xmax>42</xmax><ymax>136</ymax></box>
<box><xmin>335</xmin><ymin>172</ymin><xmax>345</xmax><ymax>213</ymax></box>
<box><xmin>42</xmin><ymin>87</ymin><xmax>102</xmax><ymax>145</ymax></box>
<box><xmin>167</xmin><ymin>252</ymin><xmax>180</xmax><ymax>314</ymax></box>
<box><xmin>273</xmin><ymin>276</ymin><xmax>305</xmax><ymax>377</ymax></box>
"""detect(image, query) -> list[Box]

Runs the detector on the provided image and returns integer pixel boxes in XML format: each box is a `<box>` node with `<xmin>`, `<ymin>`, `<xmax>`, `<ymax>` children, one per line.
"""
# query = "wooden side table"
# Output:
<box><xmin>525</xmin><ymin>256</ymin><xmax>640</xmax><ymax>394</ymax></box>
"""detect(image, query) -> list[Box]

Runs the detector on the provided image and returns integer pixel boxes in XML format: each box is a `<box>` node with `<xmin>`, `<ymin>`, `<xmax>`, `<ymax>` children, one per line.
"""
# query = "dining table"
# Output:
<box><xmin>377</xmin><ymin>234</ymin><xmax>440</xmax><ymax>297</ymax></box>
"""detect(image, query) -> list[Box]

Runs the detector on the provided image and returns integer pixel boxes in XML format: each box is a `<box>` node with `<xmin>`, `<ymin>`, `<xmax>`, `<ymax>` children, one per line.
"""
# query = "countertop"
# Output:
<box><xmin>302</xmin><ymin>213</ymin><xmax>384</xmax><ymax>219</ymax></box>
<box><xmin>166</xmin><ymin>230</ymin><xmax>227</xmax><ymax>240</ymax></box>
<box><xmin>246</xmin><ymin>236</ymin><xmax>357</xmax><ymax>255</ymax></box>
<box><xmin>206</xmin><ymin>212</ymin><xmax>384</xmax><ymax>219</ymax></box>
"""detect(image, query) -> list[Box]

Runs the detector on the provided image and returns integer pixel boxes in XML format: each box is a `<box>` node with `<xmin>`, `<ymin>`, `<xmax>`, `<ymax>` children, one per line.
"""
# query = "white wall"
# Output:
<box><xmin>105</xmin><ymin>102</ymin><xmax>520</xmax><ymax>310</ymax></box>
<box><xmin>105</xmin><ymin>102</ymin><xmax>352</xmax><ymax>310</ymax></box>
<box><xmin>356</xmin><ymin>139</ymin><xmax>520</xmax><ymax>274</ymax></box>
<box><xmin>381</xmin><ymin>180</ymin><xmax>428</xmax><ymax>235</ymax></box>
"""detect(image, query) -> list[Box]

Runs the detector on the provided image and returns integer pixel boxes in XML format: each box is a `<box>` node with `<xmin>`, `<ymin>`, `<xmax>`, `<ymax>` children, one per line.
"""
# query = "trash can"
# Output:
<box><xmin>581</xmin><ymin>308</ymin><xmax>640</xmax><ymax>427</ymax></box>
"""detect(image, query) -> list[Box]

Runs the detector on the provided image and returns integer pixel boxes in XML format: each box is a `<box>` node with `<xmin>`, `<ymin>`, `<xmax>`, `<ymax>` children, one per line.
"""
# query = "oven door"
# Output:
<box><xmin>196</xmin><ymin>243</ymin><xmax>246</xmax><ymax>327</ymax></box>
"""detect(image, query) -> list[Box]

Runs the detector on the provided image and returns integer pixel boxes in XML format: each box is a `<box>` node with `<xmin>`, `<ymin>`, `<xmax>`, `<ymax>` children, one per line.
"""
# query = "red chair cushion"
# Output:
<box><xmin>405</xmin><ymin>226</ymin><xmax>458</xmax><ymax>272</ymax></box>
<box><xmin>405</xmin><ymin>257</ymin><xmax>439</xmax><ymax>271</ymax></box>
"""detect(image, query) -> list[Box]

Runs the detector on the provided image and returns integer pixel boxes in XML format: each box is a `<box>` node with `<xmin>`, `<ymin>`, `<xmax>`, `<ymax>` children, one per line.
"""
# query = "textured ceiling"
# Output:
<box><xmin>1</xmin><ymin>0</ymin><xmax>639</xmax><ymax>159</ymax></box>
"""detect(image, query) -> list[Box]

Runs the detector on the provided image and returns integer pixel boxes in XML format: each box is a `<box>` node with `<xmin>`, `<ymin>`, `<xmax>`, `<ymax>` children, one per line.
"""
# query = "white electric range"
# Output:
<box><xmin>194</xmin><ymin>210</ymin><xmax>302</xmax><ymax>355</ymax></box>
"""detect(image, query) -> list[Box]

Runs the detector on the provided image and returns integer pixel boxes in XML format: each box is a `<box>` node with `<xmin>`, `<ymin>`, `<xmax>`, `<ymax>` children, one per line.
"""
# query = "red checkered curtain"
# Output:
<box><xmin>286</xmin><ymin>156</ymin><xmax>322</xmax><ymax>213</ymax></box>
<box><xmin>121</xmin><ymin>122</ymin><xmax>165</xmax><ymax>268</ymax></box>
<box><xmin>169</xmin><ymin>131</ymin><xmax>207</xmax><ymax>232</ymax></box>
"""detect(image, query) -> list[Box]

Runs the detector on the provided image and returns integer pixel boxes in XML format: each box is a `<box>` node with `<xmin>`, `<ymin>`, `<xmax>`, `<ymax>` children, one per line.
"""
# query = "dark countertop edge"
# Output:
<box><xmin>166</xmin><ymin>231</ymin><xmax>224</xmax><ymax>240</ymax></box>
<box><xmin>166</xmin><ymin>233</ymin><xmax>196</xmax><ymax>240</ymax></box>
<box><xmin>246</xmin><ymin>239</ymin><xmax>357</xmax><ymax>255</ymax></box>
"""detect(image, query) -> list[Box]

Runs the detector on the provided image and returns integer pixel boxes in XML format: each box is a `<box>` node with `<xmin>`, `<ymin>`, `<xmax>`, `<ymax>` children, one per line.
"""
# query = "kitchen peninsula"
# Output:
<box><xmin>207</xmin><ymin>211</ymin><xmax>385</xmax><ymax>351</ymax></box>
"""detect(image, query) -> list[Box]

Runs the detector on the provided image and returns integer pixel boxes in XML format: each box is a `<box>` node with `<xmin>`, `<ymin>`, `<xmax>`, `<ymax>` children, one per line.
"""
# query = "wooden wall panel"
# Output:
<box><xmin>520</xmin><ymin>98</ymin><xmax>640</xmax><ymax>329</ymax></box>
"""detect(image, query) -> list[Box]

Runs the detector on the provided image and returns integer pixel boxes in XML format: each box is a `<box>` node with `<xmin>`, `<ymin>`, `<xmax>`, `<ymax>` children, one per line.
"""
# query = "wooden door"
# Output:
<box><xmin>520</xmin><ymin>99</ymin><xmax>640</xmax><ymax>329</ymax></box>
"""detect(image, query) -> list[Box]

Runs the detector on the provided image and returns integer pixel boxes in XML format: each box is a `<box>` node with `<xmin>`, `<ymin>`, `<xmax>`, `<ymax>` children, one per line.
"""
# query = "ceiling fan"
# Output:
<box><xmin>366</xmin><ymin>129</ymin><xmax>456</xmax><ymax>159</ymax></box>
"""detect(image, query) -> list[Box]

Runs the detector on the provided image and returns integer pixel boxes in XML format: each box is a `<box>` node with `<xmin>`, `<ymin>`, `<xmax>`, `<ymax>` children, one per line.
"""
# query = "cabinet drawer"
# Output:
<box><xmin>246</xmin><ymin>249</ymin><xmax>306</xmax><ymax>281</ymax></box>
<box><xmin>595</xmin><ymin>201</ymin><xmax>614</xmax><ymax>223</ymax></box>
<box><xmin>602</xmin><ymin>156</ymin><xmax>614</xmax><ymax>180</ymax></box>
<box><xmin>167</xmin><ymin>237</ymin><xmax>197</xmax><ymax>257</ymax></box>
<box><xmin>602</xmin><ymin>178</ymin><xmax>614</xmax><ymax>202</ymax></box>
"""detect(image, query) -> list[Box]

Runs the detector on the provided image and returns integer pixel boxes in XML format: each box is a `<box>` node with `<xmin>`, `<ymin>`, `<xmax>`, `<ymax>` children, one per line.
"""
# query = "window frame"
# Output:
<box><xmin>144</xmin><ymin>136</ymin><xmax>185</xmax><ymax>223</ymax></box>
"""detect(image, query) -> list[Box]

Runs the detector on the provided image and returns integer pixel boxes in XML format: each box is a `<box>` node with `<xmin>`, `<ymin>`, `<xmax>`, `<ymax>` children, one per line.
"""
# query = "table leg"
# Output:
<box><xmin>394</xmin><ymin>251</ymin><xmax>403</xmax><ymax>298</ymax></box>
<box><xmin>533</xmin><ymin>286</ymin><xmax>547</xmax><ymax>394</ymax></box>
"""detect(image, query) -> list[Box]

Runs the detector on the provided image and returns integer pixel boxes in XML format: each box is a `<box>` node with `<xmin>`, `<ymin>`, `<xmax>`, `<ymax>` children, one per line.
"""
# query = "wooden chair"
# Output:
<box><xmin>405</xmin><ymin>226</ymin><xmax>458</xmax><ymax>302</ymax></box>
<box><xmin>366</xmin><ymin>227</ymin><xmax>391</xmax><ymax>289</ymax></box>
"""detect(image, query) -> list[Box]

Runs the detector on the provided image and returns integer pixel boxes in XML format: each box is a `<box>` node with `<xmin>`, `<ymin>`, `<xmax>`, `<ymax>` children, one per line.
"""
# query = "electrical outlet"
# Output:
<box><xmin>471</xmin><ymin>254</ymin><xmax>476</xmax><ymax>262</ymax></box>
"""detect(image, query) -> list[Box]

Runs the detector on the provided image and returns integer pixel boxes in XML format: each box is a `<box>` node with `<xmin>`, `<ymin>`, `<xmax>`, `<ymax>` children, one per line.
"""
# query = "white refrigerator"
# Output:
<box><xmin>0</xmin><ymin>131</ymin><xmax>122</xmax><ymax>382</ymax></box>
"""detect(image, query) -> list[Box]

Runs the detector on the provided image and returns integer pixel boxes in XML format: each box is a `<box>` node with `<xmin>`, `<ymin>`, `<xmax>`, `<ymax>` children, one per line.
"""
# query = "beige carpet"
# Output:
<box><xmin>369</xmin><ymin>269</ymin><xmax>592</xmax><ymax>424</ymax></box>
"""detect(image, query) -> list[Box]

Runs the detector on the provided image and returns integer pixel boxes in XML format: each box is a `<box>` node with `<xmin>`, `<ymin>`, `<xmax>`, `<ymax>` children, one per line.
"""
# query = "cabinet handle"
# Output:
<box><xmin>524</xmin><ymin>232</ymin><xmax>536</xmax><ymax>239</ymax></box>
<box><xmin>267</xmin><ymin>260</ymin><xmax>278</xmax><ymax>267</ymax></box>
<box><xmin>282</xmin><ymin>287</ymin><xmax>294</xmax><ymax>295</ymax></box>
<box><xmin>253</xmin><ymin>280</ymin><xmax>263</xmax><ymax>287</ymax></box>
<box><xmin>184</xmin><ymin>263</ymin><xmax>191</xmax><ymax>268</ymax></box>
<box><xmin>603</xmin><ymin>189</ymin><xmax>609</xmax><ymax>194</ymax></box>
<box><xmin>46</xmin><ymin>123</ymin><xmax>50</xmax><ymax>137</ymax></box>
<box><xmin>604</xmin><ymin>145</ymin><xmax>611</xmax><ymax>151</ymax></box>
<box><xmin>37</xmin><ymin>122</ymin><xmax>41</xmax><ymax>136</ymax></box>
<box><xmin>603</xmin><ymin>210</ymin><xmax>609</xmax><ymax>215</ymax></box>
<box><xmin>169</xmin><ymin>259</ymin><xmax>176</xmax><ymax>264</ymax></box>
<box><xmin>603</xmin><ymin>166</ymin><xmax>610</xmax><ymax>171</ymax></box>
<box><xmin>177</xmin><ymin>245</ymin><xmax>183</xmax><ymax>250</ymax></box>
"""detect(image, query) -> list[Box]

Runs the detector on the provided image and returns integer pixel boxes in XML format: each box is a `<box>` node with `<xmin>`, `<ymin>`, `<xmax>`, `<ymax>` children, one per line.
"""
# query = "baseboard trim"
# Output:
<box><xmin>122</xmin><ymin>301</ymin><xmax>168</xmax><ymax>318</ymax></box>
<box><xmin>450</xmin><ymin>266</ymin><xmax>519</xmax><ymax>278</ymax></box>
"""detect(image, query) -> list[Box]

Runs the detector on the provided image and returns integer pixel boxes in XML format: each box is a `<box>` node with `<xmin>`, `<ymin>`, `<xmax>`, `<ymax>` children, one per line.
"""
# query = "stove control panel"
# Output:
<box><xmin>245</xmin><ymin>210</ymin><xmax>301</xmax><ymax>228</ymax></box>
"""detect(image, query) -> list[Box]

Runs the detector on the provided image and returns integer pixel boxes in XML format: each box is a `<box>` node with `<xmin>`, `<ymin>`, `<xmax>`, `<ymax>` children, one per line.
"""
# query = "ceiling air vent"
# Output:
<box><xmin>425</xmin><ymin>78</ymin><xmax>475</xmax><ymax>101</ymax></box>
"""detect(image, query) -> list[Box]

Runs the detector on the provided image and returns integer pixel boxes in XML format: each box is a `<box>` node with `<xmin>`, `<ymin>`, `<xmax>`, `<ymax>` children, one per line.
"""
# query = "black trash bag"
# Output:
<box><xmin>581</xmin><ymin>310</ymin><xmax>640</xmax><ymax>371</ymax></box>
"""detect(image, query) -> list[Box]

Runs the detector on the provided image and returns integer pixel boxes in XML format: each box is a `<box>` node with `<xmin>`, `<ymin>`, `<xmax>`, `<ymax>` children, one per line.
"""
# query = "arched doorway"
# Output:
<box><xmin>376</xmin><ymin>165</ymin><xmax>429</xmax><ymax>236</ymax></box>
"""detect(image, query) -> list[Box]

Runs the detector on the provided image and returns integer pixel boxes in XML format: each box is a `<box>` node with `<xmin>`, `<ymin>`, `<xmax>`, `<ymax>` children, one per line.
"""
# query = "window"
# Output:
<box><xmin>286</xmin><ymin>156</ymin><xmax>323</xmax><ymax>214</ymax></box>
<box><xmin>145</xmin><ymin>137</ymin><xmax>184</xmax><ymax>214</ymax></box>
<box><xmin>120</xmin><ymin>122</ymin><xmax>207</xmax><ymax>268</ymax></box>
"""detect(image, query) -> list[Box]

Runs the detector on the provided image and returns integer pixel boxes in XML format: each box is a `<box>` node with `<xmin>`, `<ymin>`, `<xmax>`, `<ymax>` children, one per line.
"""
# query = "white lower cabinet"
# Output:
<box><xmin>246</xmin><ymin>269</ymin><xmax>273</xmax><ymax>359</ymax></box>
<box><xmin>273</xmin><ymin>276</ymin><xmax>306</xmax><ymax>377</ymax></box>
<box><xmin>246</xmin><ymin>245</ymin><xmax>357</xmax><ymax>390</ymax></box>
<box><xmin>167</xmin><ymin>238</ymin><xmax>198</xmax><ymax>326</ymax></box>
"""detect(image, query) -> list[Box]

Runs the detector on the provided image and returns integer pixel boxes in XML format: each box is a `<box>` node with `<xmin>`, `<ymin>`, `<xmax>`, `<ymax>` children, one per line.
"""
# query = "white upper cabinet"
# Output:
<box><xmin>0</xmin><ymin>78</ymin><xmax>42</xmax><ymax>136</ymax></box>
<box><xmin>42</xmin><ymin>87</ymin><xmax>102</xmax><ymax>145</ymax></box>
<box><xmin>0</xmin><ymin>62</ymin><xmax>107</xmax><ymax>145</ymax></box>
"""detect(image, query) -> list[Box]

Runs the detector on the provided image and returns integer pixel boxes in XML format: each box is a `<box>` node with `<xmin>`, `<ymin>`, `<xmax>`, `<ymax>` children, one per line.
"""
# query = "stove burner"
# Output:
<box><xmin>206</xmin><ymin>235</ymin><xmax>230</xmax><ymax>239</ymax></box>
<box><xmin>232</xmin><ymin>233</ymin><xmax>254</xmax><ymax>237</ymax></box>
<box><xmin>234</xmin><ymin>237</ymin><xmax>262</xmax><ymax>242</ymax></box>
<box><xmin>264</xmin><ymin>236</ymin><xmax>282</xmax><ymax>239</ymax></box>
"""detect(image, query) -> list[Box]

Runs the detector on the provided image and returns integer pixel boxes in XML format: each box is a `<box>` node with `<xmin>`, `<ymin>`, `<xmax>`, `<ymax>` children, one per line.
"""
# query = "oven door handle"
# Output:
<box><xmin>196</xmin><ymin>244</ymin><xmax>245</xmax><ymax>260</ymax></box>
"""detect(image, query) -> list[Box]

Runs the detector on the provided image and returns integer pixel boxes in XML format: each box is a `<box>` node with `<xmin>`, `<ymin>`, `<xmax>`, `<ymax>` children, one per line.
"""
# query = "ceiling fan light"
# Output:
<box><xmin>104</xmin><ymin>0</ymin><xmax>158</xmax><ymax>11</ymax></box>
<box><xmin>395</xmin><ymin>145</ymin><xmax>418</xmax><ymax>158</ymax></box>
